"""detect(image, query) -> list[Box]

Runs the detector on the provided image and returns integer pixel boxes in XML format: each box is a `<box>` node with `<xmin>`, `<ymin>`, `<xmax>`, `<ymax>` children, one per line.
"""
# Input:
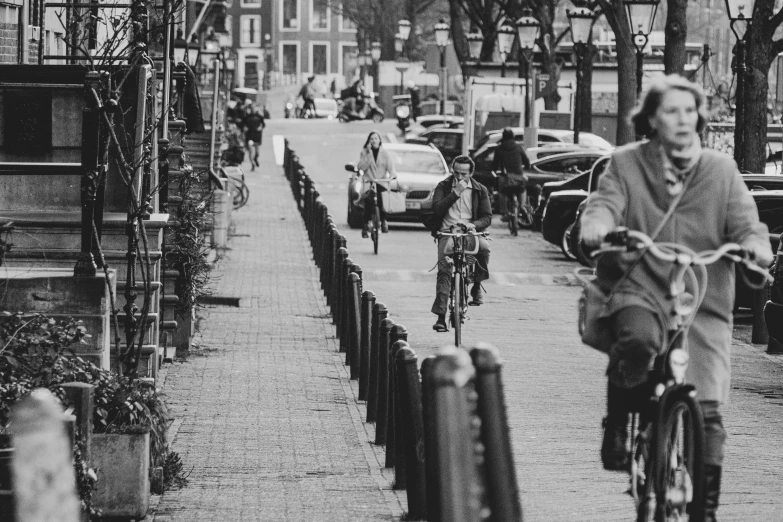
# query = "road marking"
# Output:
<box><xmin>272</xmin><ymin>135</ymin><xmax>287</xmax><ymax>166</ymax></box>
<box><xmin>360</xmin><ymin>268</ymin><xmax>578</xmax><ymax>286</ymax></box>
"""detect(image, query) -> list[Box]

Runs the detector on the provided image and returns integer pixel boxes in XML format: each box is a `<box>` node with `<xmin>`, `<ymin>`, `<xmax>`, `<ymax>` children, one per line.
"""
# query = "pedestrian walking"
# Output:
<box><xmin>242</xmin><ymin>105</ymin><xmax>265</xmax><ymax>171</ymax></box>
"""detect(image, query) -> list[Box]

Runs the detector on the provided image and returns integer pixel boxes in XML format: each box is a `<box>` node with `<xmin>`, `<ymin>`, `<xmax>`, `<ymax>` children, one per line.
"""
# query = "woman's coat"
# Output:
<box><xmin>357</xmin><ymin>146</ymin><xmax>397</xmax><ymax>181</ymax></box>
<box><xmin>581</xmin><ymin>140</ymin><xmax>771</xmax><ymax>402</ymax></box>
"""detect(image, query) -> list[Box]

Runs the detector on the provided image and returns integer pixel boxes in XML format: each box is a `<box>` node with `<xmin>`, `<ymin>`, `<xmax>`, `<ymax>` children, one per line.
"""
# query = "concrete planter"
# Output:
<box><xmin>92</xmin><ymin>432</ymin><xmax>150</xmax><ymax>519</ymax></box>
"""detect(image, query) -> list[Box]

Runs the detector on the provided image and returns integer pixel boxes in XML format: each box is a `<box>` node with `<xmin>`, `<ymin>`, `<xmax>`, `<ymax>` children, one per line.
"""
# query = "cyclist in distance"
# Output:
<box><xmin>430</xmin><ymin>155</ymin><xmax>492</xmax><ymax>332</ymax></box>
<box><xmin>298</xmin><ymin>75</ymin><xmax>318</xmax><ymax>117</ymax></box>
<box><xmin>580</xmin><ymin>75</ymin><xmax>773</xmax><ymax>522</ymax></box>
<box><xmin>356</xmin><ymin>131</ymin><xmax>397</xmax><ymax>237</ymax></box>
<box><xmin>492</xmin><ymin>126</ymin><xmax>531</xmax><ymax>222</ymax></box>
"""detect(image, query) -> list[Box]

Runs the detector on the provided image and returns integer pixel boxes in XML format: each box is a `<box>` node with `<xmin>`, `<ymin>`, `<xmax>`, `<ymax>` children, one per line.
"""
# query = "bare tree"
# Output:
<box><xmin>663</xmin><ymin>0</ymin><xmax>688</xmax><ymax>75</ymax></box>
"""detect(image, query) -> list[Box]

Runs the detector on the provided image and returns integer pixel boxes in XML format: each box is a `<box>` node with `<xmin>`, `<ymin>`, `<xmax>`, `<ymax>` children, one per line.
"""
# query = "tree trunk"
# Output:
<box><xmin>611</xmin><ymin>0</ymin><xmax>636</xmax><ymax>145</ymax></box>
<box><xmin>743</xmin><ymin>21</ymin><xmax>775</xmax><ymax>173</ymax></box>
<box><xmin>664</xmin><ymin>0</ymin><xmax>687</xmax><ymax>75</ymax></box>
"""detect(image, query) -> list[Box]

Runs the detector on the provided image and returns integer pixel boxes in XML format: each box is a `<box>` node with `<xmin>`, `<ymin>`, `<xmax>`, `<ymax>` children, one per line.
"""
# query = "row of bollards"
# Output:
<box><xmin>283</xmin><ymin>140</ymin><xmax>523</xmax><ymax>521</ymax></box>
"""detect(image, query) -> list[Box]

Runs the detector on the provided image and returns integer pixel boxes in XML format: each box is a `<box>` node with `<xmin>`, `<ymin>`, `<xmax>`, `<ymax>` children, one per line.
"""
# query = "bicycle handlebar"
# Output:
<box><xmin>598</xmin><ymin>227</ymin><xmax>773</xmax><ymax>283</ymax></box>
<box><xmin>436</xmin><ymin>230</ymin><xmax>490</xmax><ymax>239</ymax></box>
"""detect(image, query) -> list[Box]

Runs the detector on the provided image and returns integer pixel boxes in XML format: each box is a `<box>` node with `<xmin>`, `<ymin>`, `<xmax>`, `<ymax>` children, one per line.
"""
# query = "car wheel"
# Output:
<box><xmin>561</xmin><ymin>222</ymin><xmax>577</xmax><ymax>260</ymax></box>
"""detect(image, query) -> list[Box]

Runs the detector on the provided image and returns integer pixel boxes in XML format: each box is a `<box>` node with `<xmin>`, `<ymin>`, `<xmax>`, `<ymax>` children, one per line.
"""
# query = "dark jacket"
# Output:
<box><xmin>491</xmin><ymin>138</ymin><xmax>531</xmax><ymax>174</ymax></box>
<box><xmin>431</xmin><ymin>176</ymin><xmax>492</xmax><ymax>233</ymax></box>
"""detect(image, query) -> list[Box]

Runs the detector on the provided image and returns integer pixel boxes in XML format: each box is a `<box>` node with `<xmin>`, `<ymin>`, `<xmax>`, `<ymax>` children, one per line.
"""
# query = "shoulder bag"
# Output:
<box><xmin>575</xmin><ymin>184</ymin><xmax>689</xmax><ymax>352</ymax></box>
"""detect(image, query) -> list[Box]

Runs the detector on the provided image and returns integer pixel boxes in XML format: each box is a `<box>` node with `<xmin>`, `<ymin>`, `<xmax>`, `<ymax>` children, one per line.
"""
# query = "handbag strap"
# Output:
<box><xmin>604</xmin><ymin>178</ymin><xmax>691</xmax><ymax>302</ymax></box>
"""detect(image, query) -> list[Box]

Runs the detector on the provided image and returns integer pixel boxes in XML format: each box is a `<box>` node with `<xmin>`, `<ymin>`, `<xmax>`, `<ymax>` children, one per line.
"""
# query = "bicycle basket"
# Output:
<box><xmin>443</xmin><ymin>235</ymin><xmax>480</xmax><ymax>256</ymax></box>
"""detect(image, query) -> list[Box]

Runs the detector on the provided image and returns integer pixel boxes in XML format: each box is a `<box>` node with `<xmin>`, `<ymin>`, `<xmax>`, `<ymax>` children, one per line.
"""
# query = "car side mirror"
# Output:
<box><xmin>345</xmin><ymin>163</ymin><xmax>356</xmax><ymax>172</ymax></box>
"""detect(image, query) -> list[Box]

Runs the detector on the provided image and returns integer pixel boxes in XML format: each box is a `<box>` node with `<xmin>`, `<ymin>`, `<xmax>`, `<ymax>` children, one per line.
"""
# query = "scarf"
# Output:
<box><xmin>657</xmin><ymin>133</ymin><xmax>702</xmax><ymax>196</ymax></box>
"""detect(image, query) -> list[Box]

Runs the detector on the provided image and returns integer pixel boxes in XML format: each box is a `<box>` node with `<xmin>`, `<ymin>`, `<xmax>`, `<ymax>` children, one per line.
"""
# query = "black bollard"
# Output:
<box><xmin>339</xmin><ymin>258</ymin><xmax>354</xmax><ymax>351</ymax></box>
<box><xmin>359</xmin><ymin>291</ymin><xmax>376</xmax><ymax>401</ymax></box>
<box><xmin>367</xmin><ymin>303</ymin><xmax>388</xmax><ymax>422</ymax></box>
<box><xmin>324</xmin><ymin>224</ymin><xmax>337</xmax><ymax>299</ymax></box>
<box><xmin>303</xmin><ymin>176</ymin><xmax>312</xmax><ymax>225</ymax></box>
<box><xmin>470</xmin><ymin>344</ymin><xmax>523</xmax><ymax>522</ymax></box>
<box><xmin>386</xmin><ymin>324</ymin><xmax>408</xmax><ymax>475</ymax></box>
<box><xmin>333</xmin><ymin>247</ymin><xmax>348</xmax><ymax>328</ymax></box>
<box><xmin>375</xmin><ymin>317</ymin><xmax>394</xmax><ymax>445</ymax></box>
<box><xmin>396</xmin><ymin>345</ymin><xmax>427</xmax><ymax>520</ymax></box>
<box><xmin>420</xmin><ymin>356</ymin><xmax>440</xmax><ymax>522</ymax></box>
<box><xmin>430</xmin><ymin>346</ymin><xmax>483</xmax><ymax>522</ymax></box>
<box><xmin>347</xmin><ymin>264</ymin><xmax>362</xmax><ymax>369</ymax></box>
<box><xmin>752</xmin><ymin>283</ymin><xmax>770</xmax><ymax>344</ymax></box>
<box><xmin>348</xmin><ymin>272</ymin><xmax>362</xmax><ymax>379</ymax></box>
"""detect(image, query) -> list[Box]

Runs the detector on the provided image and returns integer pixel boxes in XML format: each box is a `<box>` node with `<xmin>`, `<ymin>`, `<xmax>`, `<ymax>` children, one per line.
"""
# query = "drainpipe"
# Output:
<box><xmin>20</xmin><ymin>0</ymin><xmax>30</xmax><ymax>64</ymax></box>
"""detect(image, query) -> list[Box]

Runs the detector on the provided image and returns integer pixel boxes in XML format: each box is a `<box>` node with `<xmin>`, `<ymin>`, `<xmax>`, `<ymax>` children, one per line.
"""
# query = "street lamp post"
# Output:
<box><xmin>434</xmin><ymin>19</ymin><xmax>450</xmax><ymax>115</ymax></box>
<box><xmin>624</xmin><ymin>0</ymin><xmax>660</xmax><ymax>99</ymax></box>
<box><xmin>395</xmin><ymin>22</ymin><xmax>411</xmax><ymax>95</ymax></box>
<box><xmin>463</xmin><ymin>31</ymin><xmax>484</xmax><ymax>86</ymax></box>
<box><xmin>371</xmin><ymin>41</ymin><xmax>381</xmax><ymax>93</ymax></box>
<box><xmin>515</xmin><ymin>10</ymin><xmax>540</xmax><ymax>128</ymax></box>
<box><xmin>497</xmin><ymin>24</ymin><xmax>515</xmax><ymax>78</ymax></box>
<box><xmin>725</xmin><ymin>0</ymin><xmax>755</xmax><ymax>172</ymax></box>
<box><xmin>568</xmin><ymin>5</ymin><xmax>595</xmax><ymax>145</ymax></box>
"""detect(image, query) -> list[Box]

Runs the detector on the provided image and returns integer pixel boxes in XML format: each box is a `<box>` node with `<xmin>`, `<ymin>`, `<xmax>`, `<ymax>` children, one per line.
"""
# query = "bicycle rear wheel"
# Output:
<box><xmin>452</xmin><ymin>270</ymin><xmax>462</xmax><ymax>347</ymax></box>
<box><xmin>372</xmin><ymin>205</ymin><xmax>380</xmax><ymax>255</ymax></box>
<box><xmin>509</xmin><ymin>195</ymin><xmax>519</xmax><ymax>236</ymax></box>
<box><xmin>229</xmin><ymin>178</ymin><xmax>250</xmax><ymax>209</ymax></box>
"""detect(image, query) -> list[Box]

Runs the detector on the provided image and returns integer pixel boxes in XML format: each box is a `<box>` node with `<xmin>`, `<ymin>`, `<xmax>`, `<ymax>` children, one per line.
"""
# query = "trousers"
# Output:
<box><xmin>431</xmin><ymin>235</ymin><xmax>490</xmax><ymax>315</ymax></box>
<box><xmin>606</xmin><ymin>306</ymin><xmax>726</xmax><ymax>466</ymax></box>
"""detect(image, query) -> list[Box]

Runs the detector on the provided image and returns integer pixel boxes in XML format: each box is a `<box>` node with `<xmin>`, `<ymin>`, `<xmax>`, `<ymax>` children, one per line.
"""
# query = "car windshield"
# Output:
<box><xmin>557</xmin><ymin>133</ymin><xmax>613</xmax><ymax>150</ymax></box>
<box><xmin>389</xmin><ymin>150</ymin><xmax>447</xmax><ymax>175</ymax></box>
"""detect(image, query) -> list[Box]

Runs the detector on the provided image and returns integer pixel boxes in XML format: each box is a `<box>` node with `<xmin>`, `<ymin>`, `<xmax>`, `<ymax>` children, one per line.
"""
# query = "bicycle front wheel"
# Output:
<box><xmin>518</xmin><ymin>193</ymin><xmax>535</xmax><ymax>229</ymax></box>
<box><xmin>657</xmin><ymin>393</ymin><xmax>705</xmax><ymax>522</ymax></box>
<box><xmin>230</xmin><ymin>178</ymin><xmax>250</xmax><ymax>209</ymax></box>
<box><xmin>372</xmin><ymin>205</ymin><xmax>380</xmax><ymax>255</ymax></box>
<box><xmin>452</xmin><ymin>270</ymin><xmax>462</xmax><ymax>347</ymax></box>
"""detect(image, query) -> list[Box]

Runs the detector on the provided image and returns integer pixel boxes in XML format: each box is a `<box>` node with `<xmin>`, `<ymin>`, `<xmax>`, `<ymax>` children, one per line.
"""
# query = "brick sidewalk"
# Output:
<box><xmin>151</xmin><ymin>131</ymin><xmax>405</xmax><ymax>521</ymax></box>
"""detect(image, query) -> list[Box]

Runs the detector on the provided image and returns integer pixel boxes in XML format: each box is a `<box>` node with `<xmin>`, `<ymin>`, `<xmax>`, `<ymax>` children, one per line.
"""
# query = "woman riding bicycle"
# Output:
<box><xmin>580</xmin><ymin>75</ymin><xmax>773</xmax><ymax>522</ymax></box>
<box><xmin>491</xmin><ymin>127</ymin><xmax>531</xmax><ymax>222</ymax></box>
<box><xmin>357</xmin><ymin>131</ymin><xmax>397</xmax><ymax>237</ymax></box>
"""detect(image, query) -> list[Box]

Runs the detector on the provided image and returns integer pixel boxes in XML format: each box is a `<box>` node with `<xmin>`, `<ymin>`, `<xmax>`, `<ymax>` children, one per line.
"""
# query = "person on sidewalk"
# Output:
<box><xmin>242</xmin><ymin>105</ymin><xmax>265</xmax><ymax>171</ymax></box>
<box><xmin>357</xmin><ymin>131</ymin><xmax>397</xmax><ymax>236</ymax></box>
<box><xmin>580</xmin><ymin>74</ymin><xmax>773</xmax><ymax>522</ymax></box>
<box><xmin>298</xmin><ymin>76</ymin><xmax>318</xmax><ymax>118</ymax></box>
<box><xmin>430</xmin><ymin>155</ymin><xmax>492</xmax><ymax>332</ymax></box>
<box><xmin>492</xmin><ymin>127</ymin><xmax>531</xmax><ymax>222</ymax></box>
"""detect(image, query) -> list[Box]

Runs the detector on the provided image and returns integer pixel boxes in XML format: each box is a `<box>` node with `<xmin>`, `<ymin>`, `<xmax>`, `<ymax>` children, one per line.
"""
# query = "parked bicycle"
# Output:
<box><xmin>579</xmin><ymin>227</ymin><xmax>772</xmax><ymax>522</ymax></box>
<box><xmin>220</xmin><ymin>166</ymin><xmax>249</xmax><ymax>210</ymax></box>
<box><xmin>436</xmin><ymin>224</ymin><xmax>490</xmax><ymax>346</ymax></box>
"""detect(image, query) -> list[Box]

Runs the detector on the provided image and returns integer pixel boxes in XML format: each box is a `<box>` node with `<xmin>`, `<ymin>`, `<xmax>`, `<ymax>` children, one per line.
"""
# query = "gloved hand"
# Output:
<box><xmin>744</xmin><ymin>241</ymin><xmax>775</xmax><ymax>268</ymax></box>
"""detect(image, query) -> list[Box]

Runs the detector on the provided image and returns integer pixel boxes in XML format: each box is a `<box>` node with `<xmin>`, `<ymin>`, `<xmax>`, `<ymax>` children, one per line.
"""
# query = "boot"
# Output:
<box><xmin>381</xmin><ymin>220</ymin><xmax>389</xmax><ymax>233</ymax></box>
<box><xmin>469</xmin><ymin>284</ymin><xmax>484</xmax><ymax>306</ymax></box>
<box><xmin>703</xmin><ymin>464</ymin><xmax>722</xmax><ymax>522</ymax></box>
<box><xmin>601</xmin><ymin>382</ymin><xmax>629</xmax><ymax>471</ymax></box>
<box><xmin>362</xmin><ymin>222</ymin><xmax>370</xmax><ymax>238</ymax></box>
<box><xmin>432</xmin><ymin>314</ymin><xmax>448</xmax><ymax>332</ymax></box>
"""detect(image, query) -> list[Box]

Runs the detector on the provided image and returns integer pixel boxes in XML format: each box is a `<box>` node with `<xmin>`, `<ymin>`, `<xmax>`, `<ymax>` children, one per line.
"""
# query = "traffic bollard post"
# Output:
<box><xmin>386</xmin><ymin>324</ymin><xmax>408</xmax><ymax>475</ymax></box>
<box><xmin>367</xmin><ymin>303</ymin><xmax>388</xmax><ymax>422</ymax></box>
<box><xmin>324</xmin><ymin>225</ymin><xmax>337</xmax><ymax>300</ymax></box>
<box><xmin>359</xmin><ymin>291</ymin><xmax>376</xmax><ymax>401</ymax></box>
<box><xmin>420</xmin><ymin>356</ymin><xmax>440</xmax><ymax>522</ymax></box>
<box><xmin>347</xmin><ymin>264</ymin><xmax>362</xmax><ymax>369</ymax></box>
<box><xmin>396</xmin><ymin>345</ymin><xmax>427</xmax><ymax>520</ymax></box>
<box><xmin>430</xmin><ymin>347</ymin><xmax>485</xmax><ymax>522</ymax></box>
<box><xmin>469</xmin><ymin>344</ymin><xmax>523</xmax><ymax>522</ymax></box>
<box><xmin>339</xmin><ymin>258</ymin><xmax>353</xmax><ymax>351</ymax></box>
<box><xmin>333</xmin><ymin>246</ymin><xmax>348</xmax><ymax>327</ymax></box>
<box><xmin>375</xmin><ymin>317</ymin><xmax>394</xmax><ymax>445</ymax></box>
<box><xmin>348</xmin><ymin>273</ymin><xmax>362</xmax><ymax>379</ymax></box>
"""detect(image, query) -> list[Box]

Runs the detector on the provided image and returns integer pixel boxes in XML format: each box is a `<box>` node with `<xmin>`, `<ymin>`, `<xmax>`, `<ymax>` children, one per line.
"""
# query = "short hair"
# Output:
<box><xmin>452</xmin><ymin>155</ymin><xmax>475</xmax><ymax>175</ymax></box>
<box><xmin>630</xmin><ymin>74</ymin><xmax>710</xmax><ymax>138</ymax></box>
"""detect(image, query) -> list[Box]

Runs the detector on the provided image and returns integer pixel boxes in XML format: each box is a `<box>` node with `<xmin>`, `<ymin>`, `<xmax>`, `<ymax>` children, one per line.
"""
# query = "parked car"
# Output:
<box><xmin>405</xmin><ymin>128</ymin><xmax>463</xmax><ymax>165</ymax></box>
<box><xmin>345</xmin><ymin>143</ymin><xmax>450</xmax><ymax>228</ymax></box>
<box><xmin>470</xmin><ymin>127</ymin><xmax>614</xmax><ymax>159</ymax></box>
<box><xmin>562</xmin><ymin>173</ymin><xmax>783</xmax><ymax>265</ymax></box>
<box><xmin>313</xmin><ymin>98</ymin><xmax>339</xmax><ymax>119</ymax></box>
<box><xmin>405</xmin><ymin>115</ymin><xmax>464</xmax><ymax>139</ymax></box>
<box><xmin>535</xmin><ymin>156</ymin><xmax>611</xmax><ymax>230</ymax></box>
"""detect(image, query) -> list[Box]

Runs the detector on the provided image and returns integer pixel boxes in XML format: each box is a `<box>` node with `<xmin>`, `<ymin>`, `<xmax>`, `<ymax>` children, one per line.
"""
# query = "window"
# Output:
<box><xmin>282</xmin><ymin>43</ymin><xmax>299</xmax><ymax>74</ymax></box>
<box><xmin>241</xmin><ymin>15</ymin><xmax>261</xmax><ymax>46</ymax></box>
<box><xmin>340</xmin><ymin>43</ymin><xmax>358</xmax><ymax>76</ymax></box>
<box><xmin>339</xmin><ymin>3</ymin><xmax>357</xmax><ymax>32</ymax></box>
<box><xmin>311</xmin><ymin>0</ymin><xmax>329</xmax><ymax>30</ymax></box>
<box><xmin>241</xmin><ymin>0</ymin><xmax>259</xmax><ymax>6</ymax></box>
<box><xmin>312</xmin><ymin>43</ymin><xmax>328</xmax><ymax>75</ymax></box>
<box><xmin>244</xmin><ymin>56</ymin><xmax>261</xmax><ymax>89</ymax></box>
<box><xmin>282</xmin><ymin>0</ymin><xmax>300</xmax><ymax>30</ymax></box>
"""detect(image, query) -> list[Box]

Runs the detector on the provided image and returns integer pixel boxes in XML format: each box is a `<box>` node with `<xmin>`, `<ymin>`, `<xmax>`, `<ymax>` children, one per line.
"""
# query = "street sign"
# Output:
<box><xmin>535</xmin><ymin>73</ymin><xmax>554</xmax><ymax>100</ymax></box>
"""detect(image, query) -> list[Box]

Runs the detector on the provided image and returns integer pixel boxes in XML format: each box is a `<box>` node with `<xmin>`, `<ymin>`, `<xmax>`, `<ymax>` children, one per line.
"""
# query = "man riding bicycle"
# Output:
<box><xmin>492</xmin><ymin>127</ymin><xmax>531</xmax><ymax>222</ymax></box>
<box><xmin>430</xmin><ymin>156</ymin><xmax>492</xmax><ymax>332</ymax></box>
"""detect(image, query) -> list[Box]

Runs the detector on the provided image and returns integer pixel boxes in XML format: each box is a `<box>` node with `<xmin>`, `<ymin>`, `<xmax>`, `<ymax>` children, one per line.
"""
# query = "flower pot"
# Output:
<box><xmin>92</xmin><ymin>432</ymin><xmax>150</xmax><ymax>518</ymax></box>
